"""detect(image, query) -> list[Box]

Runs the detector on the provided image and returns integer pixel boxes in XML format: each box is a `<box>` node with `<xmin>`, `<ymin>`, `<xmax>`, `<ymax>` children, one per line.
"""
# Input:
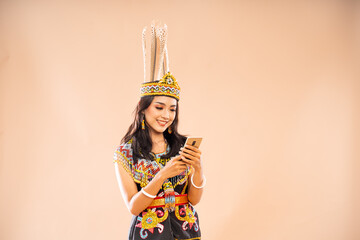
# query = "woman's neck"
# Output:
<box><xmin>149</xmin><ymin>131</ymin><xmax>165</xmax><ymax>144</ymax></box>
<box><xmin>149</xmin><ymin>131</ymin><xmax>166</xmax><ymax>154</ymax></box>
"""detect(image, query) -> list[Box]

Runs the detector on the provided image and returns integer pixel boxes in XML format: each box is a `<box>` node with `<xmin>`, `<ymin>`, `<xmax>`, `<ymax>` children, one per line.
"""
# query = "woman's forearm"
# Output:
<box><xmin>128</xmin><ymin>172</ymin><xmax>167</xmax><ymax>216</ymax></box>
<box><xmin>187</xmin><ymin>170</ymin><xmax>204</xmax><ymax>205</ymax></box>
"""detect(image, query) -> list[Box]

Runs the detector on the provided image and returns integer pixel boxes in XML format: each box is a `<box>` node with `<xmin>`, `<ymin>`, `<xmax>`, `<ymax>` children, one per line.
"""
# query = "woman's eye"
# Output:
<box><xmin>170</xmin><ymin>109</ymin><xmax>176</xmax><ymax>112</ymax></box>
<box><xmin>156</xmin><ymin>107</ymin><xmax>163</xmax><ymax>110</ymax></box>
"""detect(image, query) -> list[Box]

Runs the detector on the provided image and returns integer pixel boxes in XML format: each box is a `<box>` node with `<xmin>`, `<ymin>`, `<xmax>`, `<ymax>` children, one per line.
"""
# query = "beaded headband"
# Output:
<box><xmin>140</xmin><ymin>21</ymin><xmax>180</xmax><ymax>100</ymax></box>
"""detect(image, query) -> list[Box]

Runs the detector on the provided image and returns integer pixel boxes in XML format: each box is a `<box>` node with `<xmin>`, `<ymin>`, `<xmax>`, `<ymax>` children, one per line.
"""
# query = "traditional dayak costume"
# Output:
<box><xmin>113</xmin><ymin>21</ymin><xmax>202</xmax><ymax>240</ymax></box>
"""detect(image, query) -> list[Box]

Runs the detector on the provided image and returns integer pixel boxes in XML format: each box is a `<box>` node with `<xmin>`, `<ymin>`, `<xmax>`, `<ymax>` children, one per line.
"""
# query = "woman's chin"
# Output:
<box><xmin>150</xmin><ymin>127</ymin><xmax>167</xmax><ymax>134</ymax></box>
<box><xmin>147</xmin><ymin>124</ymin><xmax>169</xmax><ymax>134</ymax></box>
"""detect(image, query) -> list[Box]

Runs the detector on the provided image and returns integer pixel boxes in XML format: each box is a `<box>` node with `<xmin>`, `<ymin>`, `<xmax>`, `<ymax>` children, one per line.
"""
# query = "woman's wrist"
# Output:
<box><xmin>192</xmin><ymin>165</ymin><xmax>203</xmax><ymax>176</ymax></box>
<box><xmin>190</xmin><ymin>168</ymin><xmax>206</xmax><ymax>189</ymax></box>
<box><xmin>191</xmin><ymin>173</ymin><xmax>206</xmax><ymax>189</ymax></box>
<box><xmin>155</xmin><ymin>170</ymin><xmax>167</xmax><ymax>183</ymax></box>
<box><xmin>141</xmin><ymin>188</ymin><xmax>156</xmax><ymax>198</ymax></box>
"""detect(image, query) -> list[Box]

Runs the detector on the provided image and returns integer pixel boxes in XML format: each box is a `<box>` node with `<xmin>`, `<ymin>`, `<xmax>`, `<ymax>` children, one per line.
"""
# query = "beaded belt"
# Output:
<box><xmin>147</xmin><ymin>194</ymin><xmax>188</xmax><ymax>209</ymax></box>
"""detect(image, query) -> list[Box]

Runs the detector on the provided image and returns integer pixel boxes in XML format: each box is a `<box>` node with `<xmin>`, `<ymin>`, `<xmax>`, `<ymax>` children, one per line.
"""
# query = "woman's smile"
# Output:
<box><xmin>157</xmin><ymin>120</ymin><xmax>168</xmax><ymax>127</ymax></box>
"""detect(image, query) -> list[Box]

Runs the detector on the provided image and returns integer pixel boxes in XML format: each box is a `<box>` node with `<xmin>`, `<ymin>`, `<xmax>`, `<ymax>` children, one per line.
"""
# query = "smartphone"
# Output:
<box><xmin>184</xmin><ymin>137</ymin><xmax>203</xmax><ymax>149</ymax></box>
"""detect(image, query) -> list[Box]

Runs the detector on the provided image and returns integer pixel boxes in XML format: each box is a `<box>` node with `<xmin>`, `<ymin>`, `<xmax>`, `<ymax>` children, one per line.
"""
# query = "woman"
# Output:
<box><xmin>113</xmin><ymin>22</ymin><xmax>205</xmax><ymax>240</ymax></box>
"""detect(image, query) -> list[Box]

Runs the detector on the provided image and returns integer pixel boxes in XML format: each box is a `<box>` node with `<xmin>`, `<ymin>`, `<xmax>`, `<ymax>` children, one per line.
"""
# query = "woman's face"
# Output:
<box><xmin>144</xmin><ymin>96</ymin><xmax>177</xmax><ymax>134</ymax></box>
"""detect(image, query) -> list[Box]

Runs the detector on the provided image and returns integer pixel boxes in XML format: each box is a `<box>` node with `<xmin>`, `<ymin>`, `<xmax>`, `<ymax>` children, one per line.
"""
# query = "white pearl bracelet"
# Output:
<box><xmin>191</xmin><ymin>172</ymin><xmax>207</xmax><ymax>189</ymax></box>
<box><xmin>141</xmin><ymin>188</ymin><xmax>156</xmax><ymax>198</ymax></box>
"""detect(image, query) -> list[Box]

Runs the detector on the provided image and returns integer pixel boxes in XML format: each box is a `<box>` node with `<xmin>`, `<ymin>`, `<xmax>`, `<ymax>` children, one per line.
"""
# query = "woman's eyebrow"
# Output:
<box><xmin>154</xmin><ymin>102</ymin><xmax>177</xmax><ymax>107</ymax></box>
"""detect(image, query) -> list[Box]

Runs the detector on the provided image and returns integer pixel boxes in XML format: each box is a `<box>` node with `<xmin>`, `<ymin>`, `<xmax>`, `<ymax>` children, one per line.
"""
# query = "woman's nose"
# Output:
<box><xmin>162</xmin><ymin>110</ymin><xmax>170</xmax><ymax>119</ymax></box>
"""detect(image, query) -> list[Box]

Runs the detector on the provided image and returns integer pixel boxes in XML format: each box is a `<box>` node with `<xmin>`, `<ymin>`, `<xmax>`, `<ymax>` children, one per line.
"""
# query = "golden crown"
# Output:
<box><xmin>140</xmin><ymin>72</ymin><xmax>180</xmax><ymax>100</ymax></box>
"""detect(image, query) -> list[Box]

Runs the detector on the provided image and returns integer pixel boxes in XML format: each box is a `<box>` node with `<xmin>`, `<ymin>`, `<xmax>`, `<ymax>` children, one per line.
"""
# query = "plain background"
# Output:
<box><xmin>0</xmin><ymin>0</ymin><xmax>359</xmax><ymax>239</ymax></box>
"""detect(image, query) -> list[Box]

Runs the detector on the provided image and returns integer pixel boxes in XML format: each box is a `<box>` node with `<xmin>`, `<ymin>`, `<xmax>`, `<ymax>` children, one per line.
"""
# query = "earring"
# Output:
<box><xmin>168</xmin><ymin>126</ymin><xmax>172</xmax><ymax>134</ymax></box>
<box><xmin>142</xmin><ymin>119</ymin><xmax>145</xmax><ymax>130</ymax></box>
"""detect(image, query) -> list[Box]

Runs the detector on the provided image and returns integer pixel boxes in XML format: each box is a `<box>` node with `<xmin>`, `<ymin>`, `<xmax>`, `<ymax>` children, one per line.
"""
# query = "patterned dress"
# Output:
<box><xmin>113</xmin><ymin>139</ymin><xmax>201</xmax><ymax>240</ymax></box>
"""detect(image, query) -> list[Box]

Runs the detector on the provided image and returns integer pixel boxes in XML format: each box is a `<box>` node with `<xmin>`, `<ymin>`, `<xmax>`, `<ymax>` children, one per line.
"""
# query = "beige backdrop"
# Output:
<box><xmin>0</xmin><ymin>0</ymin><xmax>359</xmax><ymax>240</ymax></box>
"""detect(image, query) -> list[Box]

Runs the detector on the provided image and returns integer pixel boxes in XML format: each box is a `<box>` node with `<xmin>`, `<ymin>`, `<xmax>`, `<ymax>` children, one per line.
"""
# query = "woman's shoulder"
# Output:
<box><xmin>118</xmin><ymin>139</ymin><xmax>133</xmax><ymax>151</ymax></box>
<box><xmin>114</xmin><ymin>139</ymin><xmax>134</xmax><ymax>163</ymax></box>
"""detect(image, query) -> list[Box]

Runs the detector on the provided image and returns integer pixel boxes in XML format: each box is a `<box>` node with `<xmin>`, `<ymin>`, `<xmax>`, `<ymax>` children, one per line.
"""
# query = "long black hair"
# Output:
<box><xmin>121</xmin><ymin>95</ymin><xmax>186</xmax><ymax>162</ymax></box>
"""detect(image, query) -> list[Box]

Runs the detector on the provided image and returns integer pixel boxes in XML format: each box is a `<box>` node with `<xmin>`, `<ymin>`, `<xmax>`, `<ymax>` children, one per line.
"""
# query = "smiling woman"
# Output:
<box><xmin>121</xmin><ymin>95</ymin><xmax>185</xmax><ymax>164</ymax></box>
<box><xmin>144</xmin><ymin>96</ymin><xmax>177</xmax><ymax>142</ymax></box>
<box><xmin>113</xmin><ymin>21</ymin><xmax>205</xmax><ymax>240</ymax></box>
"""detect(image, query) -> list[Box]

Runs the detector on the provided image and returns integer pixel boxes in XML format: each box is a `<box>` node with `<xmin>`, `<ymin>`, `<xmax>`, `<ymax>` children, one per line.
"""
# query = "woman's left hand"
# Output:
<box><xmin>179</xmin><ymin>144</ymin><xmax>202</xmax><ymax>172</ymax></box>
<box><xmin>180</xmin><ymin>144</ymin><xmax>205</xmax><ymax>204</ymax></box>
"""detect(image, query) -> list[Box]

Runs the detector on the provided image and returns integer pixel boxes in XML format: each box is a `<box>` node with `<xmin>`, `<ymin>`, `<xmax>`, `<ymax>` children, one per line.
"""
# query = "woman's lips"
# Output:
<box><xmin>157</xmin><ymin>120</ymin><xmax>168</xmax><ymax>127</ymax></box>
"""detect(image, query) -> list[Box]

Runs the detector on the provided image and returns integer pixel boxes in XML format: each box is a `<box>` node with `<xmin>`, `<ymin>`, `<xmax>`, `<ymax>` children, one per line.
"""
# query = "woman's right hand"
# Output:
<box><xmin>159</xmin><ymin>155</ymin><xmax>188</xmax><ymax>179</ymax></box>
